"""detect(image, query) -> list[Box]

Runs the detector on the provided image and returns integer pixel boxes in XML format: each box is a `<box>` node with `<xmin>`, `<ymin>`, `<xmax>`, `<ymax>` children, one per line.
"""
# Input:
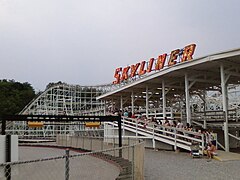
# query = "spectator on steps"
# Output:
<box><xmin>123</xmin><ymin>111</ymin><xmax>128</xmax><ymax>117</ymax></box>
<box><xmin>176</xmin><ymin>120</ymin><xmax>183</xmax><ymax>129</ymax></box>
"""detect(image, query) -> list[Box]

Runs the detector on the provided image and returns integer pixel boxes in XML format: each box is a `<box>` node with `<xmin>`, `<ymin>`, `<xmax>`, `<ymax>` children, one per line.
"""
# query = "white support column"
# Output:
<box><xmin>170</xmin><ymin>108</ymin><xmax>173</xmax><ymax>119</ymax></box>
<box><xmin>146</xmin><ymin>86</ymin><xmax>149</xmax><ymax>118</ymax></box>
<box><xmin>131</xmin><ymin>91</ymin><xmax>134</xmax><ymax>115</ymax></box>
<box><xmin>152</xmin><ymin>124</ymin><xmax>156</xmax><ymax>149</ymax></box>
<box><xmin>185</xmin><ymin>73</ymin><xmax>191</xmax><ymax>124</ymax></box>
<box><xmin>220</xmin><ymin>64</ymin><xmax>229</xmax><ymax>152</ymax></box>
<box><xmin>203</xmin><ymin>93</ymin><xmax>207</xmax><ymax>129</ymax></box>
<box><xmin>120</xmin><ymin>96</ymin><xmax>123</xmax><ymax>111</ymax></box>
<box><xmin>162</xmin><ymin>80</ymin><xmax>166</xmax><ymax>119</ymax></box>
<box><xmin>103</xmin><ymin>100</ymin><xmax>106</xmax><ymax>116</ymax></box>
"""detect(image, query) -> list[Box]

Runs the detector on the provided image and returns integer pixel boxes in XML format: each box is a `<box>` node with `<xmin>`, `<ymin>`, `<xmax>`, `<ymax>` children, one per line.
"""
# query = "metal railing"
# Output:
<box><xmin>106</xmin><ymin>117</ymin><xmax>206</xmax><ymax>154</ymax></box>
<box><xmin>191</xmin><ymin>109</ymin><xmax>240</xmax><ymax>122</ymax></box>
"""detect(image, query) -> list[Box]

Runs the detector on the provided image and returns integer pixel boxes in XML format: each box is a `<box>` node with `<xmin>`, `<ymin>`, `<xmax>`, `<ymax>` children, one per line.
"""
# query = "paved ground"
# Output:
<box><xmin>144</xmin><ymin>149</ymin><xmax>240</xmax><ymax>180</ymax></box>
<box><xmin>16</xmin><ymin>146</ymin><xmax>120</xmax><ymax>180</ymax></box>
<box><xmin>14</xmin><ymin>146</ymin><xmax>240</xmax><ymax>180</ymax></box>
<box><xmin>214</xmin><ymin>150</ymin><xmax>240</xmax><ymax>161</ymax></box>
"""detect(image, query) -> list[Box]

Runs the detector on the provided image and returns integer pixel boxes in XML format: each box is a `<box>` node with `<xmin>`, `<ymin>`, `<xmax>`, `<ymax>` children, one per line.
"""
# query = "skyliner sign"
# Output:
<box><xmin>113</xmin><ymin>44</ymin><xmax>196</xmax><ymax>84</ymax></box>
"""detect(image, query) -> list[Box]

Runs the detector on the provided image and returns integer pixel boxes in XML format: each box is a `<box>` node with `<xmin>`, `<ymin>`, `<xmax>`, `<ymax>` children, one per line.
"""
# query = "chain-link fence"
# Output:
<box><xmin>0</xmin><ymin>136</ymin><xmax>144</xmax><ymax>180</ymax></box>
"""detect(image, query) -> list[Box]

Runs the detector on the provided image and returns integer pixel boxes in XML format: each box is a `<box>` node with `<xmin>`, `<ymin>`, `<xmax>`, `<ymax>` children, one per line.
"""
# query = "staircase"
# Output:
<box><xmin>105</xmin><ymin>117</ymin><xmax>205</xmax><ymax>154</ymax></box>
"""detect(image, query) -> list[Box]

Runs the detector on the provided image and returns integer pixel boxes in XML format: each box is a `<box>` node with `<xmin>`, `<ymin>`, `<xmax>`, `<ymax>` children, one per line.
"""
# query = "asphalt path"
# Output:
<box><xmin>17</xmin><ymin>146</ymin><xmax>240</xmax><ymax>180</ymax></box>
<box><xmin>17</xmin><ymin>146</ymin><xmax>120</xmax><ymax>180</ymax></box>
<box><xmin>144</xmin><ymin>149</ymin><xmax>240</xmax><ymax>180</ymax></box>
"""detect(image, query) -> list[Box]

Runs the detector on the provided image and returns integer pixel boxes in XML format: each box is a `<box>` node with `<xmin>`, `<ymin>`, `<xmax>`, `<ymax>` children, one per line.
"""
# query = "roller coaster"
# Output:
<box><xmin>4</xmin><ymin>47</ymin><xmax>240</xmax><ymax>153</ymax></box>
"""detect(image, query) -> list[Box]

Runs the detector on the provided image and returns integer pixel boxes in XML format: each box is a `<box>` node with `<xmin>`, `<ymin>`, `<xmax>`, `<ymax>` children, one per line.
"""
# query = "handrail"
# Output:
<box><xmin>228</xmin><ymin>133</ymin><xmax>240</xmax><ymax>141</ymax></box>
<box><xmin>106</xmin><ymin>116</ymin><xmax>206</xmax><ymax>154</ymax></box>
<box><xmin>217</xmin><ymin>141</ymin><xmax>225</xmax><ymax>151</ymax></box>
<box><xmin>122</xmin><ymin>116</ymin><xmax>202</xmax><ymax>136</ymax></box>
<box><xmin>192</xmin><ymin>120</ymin><xmax>204</xmax><ymax>127</ymax></box>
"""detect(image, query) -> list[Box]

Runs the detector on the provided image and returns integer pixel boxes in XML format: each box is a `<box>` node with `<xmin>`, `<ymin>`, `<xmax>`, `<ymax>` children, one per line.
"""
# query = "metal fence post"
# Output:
<box><xmin>65</xmin><ymin>149</ymin><xmax>70</xmax><ymax>180</ymax></box>
<box><xmin>2</xmin><ymin>120</ymin><xmax>6</xmax><ymax>135</ymax></box>
<box><xmin>5</xmin><ymin>135</ymin><xmax>11</xmax><ymax>180</ymax></box>
<box><xmin>118</xmin><ymin>117</ymin><xmax>122</xmax><ymax>157</ymax></box>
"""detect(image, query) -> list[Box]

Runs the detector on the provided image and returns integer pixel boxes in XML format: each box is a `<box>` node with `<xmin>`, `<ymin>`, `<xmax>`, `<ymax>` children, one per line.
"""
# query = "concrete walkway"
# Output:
<box><xmin>18</xmin><ymin>146</ymin><xmax>120</xmax><ymax>180</ymax></box>
<box><xmin>145</xmin><ymin>149</ymin><xmax>240</xmax><ymax>180</ymax></box>
<box><xmin>214</xmin><ymin>150</ymin><xmax>240</xmax><ymax>161</ymax></box>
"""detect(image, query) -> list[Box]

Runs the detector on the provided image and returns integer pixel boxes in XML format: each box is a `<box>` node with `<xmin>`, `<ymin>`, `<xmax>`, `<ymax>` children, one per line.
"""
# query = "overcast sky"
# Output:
<box><xmin>1</xmin><ymin>0</ymin><xmax>240</xmax><ymax>91</ymax></box>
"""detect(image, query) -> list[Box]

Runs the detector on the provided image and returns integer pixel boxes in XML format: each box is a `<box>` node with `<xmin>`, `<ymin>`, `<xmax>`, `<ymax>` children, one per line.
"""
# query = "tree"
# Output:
<box><xmin>0</xmin><ymin>80</ymin><xmax>36</xmax><ymax>116</ymax></box>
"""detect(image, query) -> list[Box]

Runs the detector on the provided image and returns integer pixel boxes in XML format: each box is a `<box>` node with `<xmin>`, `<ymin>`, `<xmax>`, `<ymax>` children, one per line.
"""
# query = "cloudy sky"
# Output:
<box><xmin>1</xmin><ymin>0</ymin><xmax>240</xmax><ymax>91</ymax></box>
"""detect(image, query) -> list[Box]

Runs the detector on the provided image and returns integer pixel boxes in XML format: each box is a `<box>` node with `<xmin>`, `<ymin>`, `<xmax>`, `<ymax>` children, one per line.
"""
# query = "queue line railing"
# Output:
<box><xmin>105</xmin><ymin>116</ymin><xmax>205</xmax><ymax>154</ymax></box>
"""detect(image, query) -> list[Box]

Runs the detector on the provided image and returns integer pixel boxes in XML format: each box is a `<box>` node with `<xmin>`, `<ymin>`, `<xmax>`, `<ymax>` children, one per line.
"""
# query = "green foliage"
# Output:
<box><xmin>0</xmin><ymin>79</ymin><xmax>35</xmax><ymax>115</ymax></box>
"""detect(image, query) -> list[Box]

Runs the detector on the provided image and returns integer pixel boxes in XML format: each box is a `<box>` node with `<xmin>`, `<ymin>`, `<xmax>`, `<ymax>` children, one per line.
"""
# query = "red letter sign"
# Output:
<box><xmin>138</xmin><ymin>61</ymin><xmax>146</xmax><ymax>75</ymax></box>
<box><xmin>181</xmin><ymin>44</ymin><xmax>196</xmax><ymax>62</ymax></box>
<box><xmin>130</xmin><ymin>63</ymin><xmax>140</xmax><ymax>78</ymax></box>
<box><xmin>168</xmin><ymin>49</ymin><xmax>180</xmax><ymax>66</ymax></box>
<box><xmin>112</xmin><ymin>44</ymin><xmax>197</xmax><ymax>84</ymax></box>
<box><xmin>113</xmin><ymin>67</ymin><xmax>122</xmax><ymax>84</ymax></box>
<box><xmin>155</xmin><ymin>54</ymin><xmax>167</xmax><ymax>70</ymax></box>
<box><xmin>146</xmin><ymin>58</ymin><xmax>154</xmax><ymax>73</ymax></box>
<box><xmin>121</xmin><ymin>66</ymin><xmax>130</xmax><ymax>81</ymax></box>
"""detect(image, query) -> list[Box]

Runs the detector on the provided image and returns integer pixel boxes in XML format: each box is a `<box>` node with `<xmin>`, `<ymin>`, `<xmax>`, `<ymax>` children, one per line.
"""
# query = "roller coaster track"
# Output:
<box><xmin>19</xmin><ymin>82</ymin><xmax>114</xmax><ymax>115</ymax></box>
